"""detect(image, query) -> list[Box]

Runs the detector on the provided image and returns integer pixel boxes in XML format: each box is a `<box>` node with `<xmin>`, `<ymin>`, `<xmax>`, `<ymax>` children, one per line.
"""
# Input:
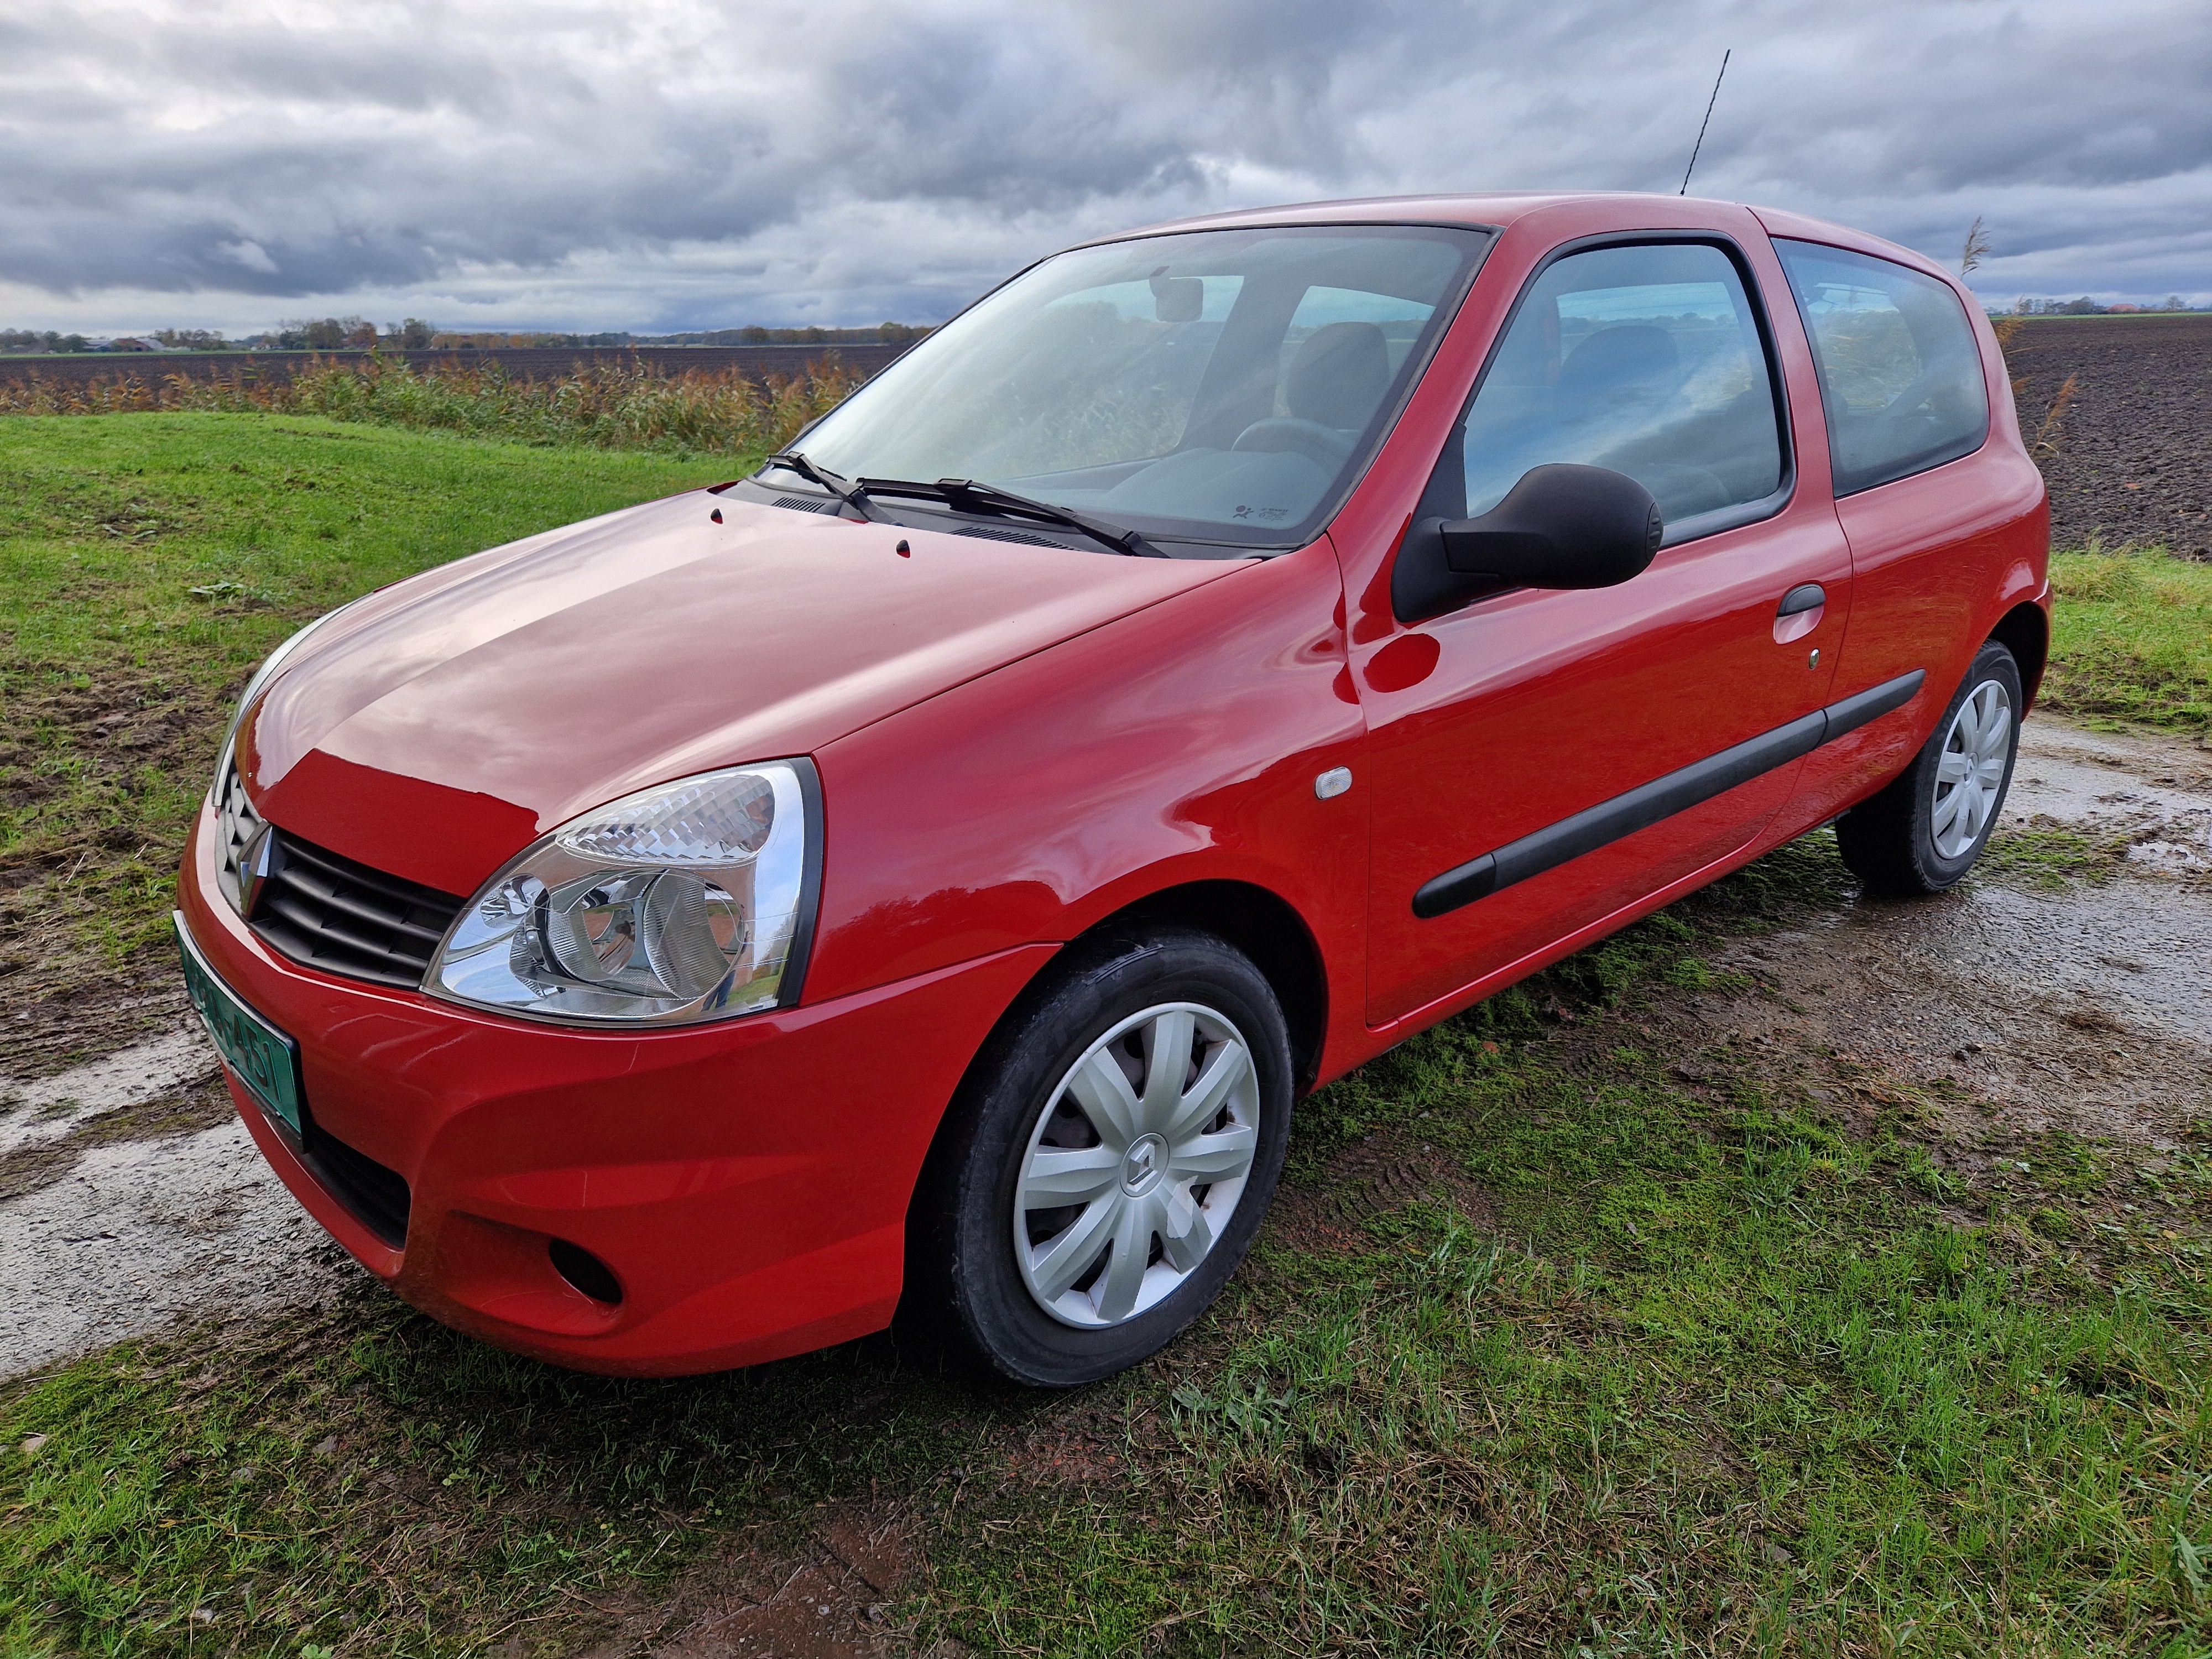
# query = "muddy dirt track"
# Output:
<box><xmin>2003</xmin><ymin>315</ymin><xmax>2212</xmax><ymax>556</ymax></box>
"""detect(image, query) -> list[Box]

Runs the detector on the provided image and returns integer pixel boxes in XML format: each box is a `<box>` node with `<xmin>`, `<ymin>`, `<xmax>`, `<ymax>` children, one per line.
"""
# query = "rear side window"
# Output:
<box><xmin>1447</xmin><ymin>241</ymin><xmax>1786</xmax><ymax>535</ymax></box>
<box><xmin>1773</xmin><ymin>239</ymin><xmax>1989</xmax><ymax>496</ymax></box>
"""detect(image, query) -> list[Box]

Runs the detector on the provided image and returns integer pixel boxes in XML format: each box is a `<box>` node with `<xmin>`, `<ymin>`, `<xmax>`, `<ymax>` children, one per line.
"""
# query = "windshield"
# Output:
<box><xmin>779</xmin><ymin>223</ymin><xmax>1491</xmax><ymax>551</ymax></box>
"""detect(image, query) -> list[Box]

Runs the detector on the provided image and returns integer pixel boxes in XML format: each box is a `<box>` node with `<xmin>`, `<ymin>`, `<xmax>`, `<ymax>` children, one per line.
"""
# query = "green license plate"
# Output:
<box><xmin>174</xmin><ymin>911</ymin><xmax>306</xmax><ymax>1135</ymax></box>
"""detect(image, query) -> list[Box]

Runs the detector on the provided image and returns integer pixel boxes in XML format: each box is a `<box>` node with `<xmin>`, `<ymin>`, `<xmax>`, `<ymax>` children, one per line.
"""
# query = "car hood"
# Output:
<box><xmin>245</xmin><ymin>489</ymin><xmax>1250</xmax><ymax>896</ymax></box>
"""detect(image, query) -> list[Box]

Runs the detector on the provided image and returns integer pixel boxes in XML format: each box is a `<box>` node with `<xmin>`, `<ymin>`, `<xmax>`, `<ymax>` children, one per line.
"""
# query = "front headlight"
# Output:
<box><xmin>424</xmin><ymin>760</ymin><xmax>821</xmax><ymax>1027</ymax></box>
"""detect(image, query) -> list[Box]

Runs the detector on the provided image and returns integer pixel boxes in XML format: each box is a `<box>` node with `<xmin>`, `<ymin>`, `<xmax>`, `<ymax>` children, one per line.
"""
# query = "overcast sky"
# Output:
<box><xmin>4</xmin><ymin>0</ymin><xmax>2208</xmax><ymax>335</ymax></box>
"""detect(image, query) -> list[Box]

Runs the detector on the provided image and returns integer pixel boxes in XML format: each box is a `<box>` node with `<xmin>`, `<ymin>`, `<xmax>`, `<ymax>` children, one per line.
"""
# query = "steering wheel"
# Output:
<box><xmin>1231</xmin><ymin>418</ymin><xmax>1356</xmax><ymax>473</ymax></box>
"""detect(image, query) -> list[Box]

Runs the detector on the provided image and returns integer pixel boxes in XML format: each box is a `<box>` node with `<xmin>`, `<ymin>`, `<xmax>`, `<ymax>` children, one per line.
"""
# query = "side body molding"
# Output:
<box><xmin>1412</xmin><ymin>670</ymin><xmax>1927</xmax><ymax>919</ymax></box>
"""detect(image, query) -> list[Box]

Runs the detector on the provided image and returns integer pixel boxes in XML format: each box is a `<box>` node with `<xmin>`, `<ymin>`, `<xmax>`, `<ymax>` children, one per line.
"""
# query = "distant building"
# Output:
<box><xmin>107</xmin><ymin>337</ymin><xmax>155</xmax><ymax>351</ymax></box>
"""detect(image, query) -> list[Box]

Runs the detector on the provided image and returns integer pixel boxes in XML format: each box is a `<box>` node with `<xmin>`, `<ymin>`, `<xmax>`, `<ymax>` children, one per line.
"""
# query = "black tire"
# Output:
<box><xmin>904</xmin><ymin>926</ymin><xmax>1293</xmax><ymax>1388</ymax></box>
<box><xmin>1836</xmin><ymin>640</ymin><xmax>2023</xmax><ymax>896</ymax></box>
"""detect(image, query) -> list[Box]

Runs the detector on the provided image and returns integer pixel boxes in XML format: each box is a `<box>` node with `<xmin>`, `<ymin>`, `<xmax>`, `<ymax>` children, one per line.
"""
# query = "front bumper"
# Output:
<box><xmin>179</xmin><ymin>796</ymin><xmax>1054</xmax><ymax>1375</ymax></box>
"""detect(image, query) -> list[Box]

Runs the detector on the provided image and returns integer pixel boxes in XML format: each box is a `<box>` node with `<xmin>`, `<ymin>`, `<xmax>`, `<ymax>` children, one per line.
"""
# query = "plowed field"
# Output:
<box><xmin>2004</xmin><ymin>314</ymin><xmax>2212</xmax><ymax>557</ymax></box>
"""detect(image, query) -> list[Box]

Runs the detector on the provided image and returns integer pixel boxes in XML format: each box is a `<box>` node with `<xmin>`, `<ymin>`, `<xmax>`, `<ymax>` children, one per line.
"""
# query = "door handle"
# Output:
<box><xmin>1776</xmin><ymin>583</ymin><xmax>1827</xmax><ymax>618</ymax></box>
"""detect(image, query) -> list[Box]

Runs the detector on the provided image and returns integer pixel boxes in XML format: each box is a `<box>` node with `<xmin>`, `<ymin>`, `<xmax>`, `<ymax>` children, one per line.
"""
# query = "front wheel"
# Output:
<box><xmin>1836</xmin><ymin>640</ymin><xmax>2023</xmax><ymax>896</ymax></box>
<box><xmin>906</xmin><ymin>927</ymin><xmax>1293</xmax><ymax>1387</ymax></box>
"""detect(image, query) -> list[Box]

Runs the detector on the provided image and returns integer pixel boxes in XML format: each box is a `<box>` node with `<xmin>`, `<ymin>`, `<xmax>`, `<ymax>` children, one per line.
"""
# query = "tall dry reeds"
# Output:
<box><xmin>0</xmin><ymin>352</ymin><xmax>863</xmax><ymax>457</ymax></box>
<box><xmin>2032</xmin><ymin>372</ymin><xmax>2078</xmax><ymax>458</ymax></box>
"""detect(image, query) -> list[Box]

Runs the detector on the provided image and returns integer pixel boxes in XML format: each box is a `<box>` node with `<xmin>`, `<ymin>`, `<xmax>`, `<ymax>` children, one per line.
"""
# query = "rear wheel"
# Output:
<box><xmin>1836</xmin><ymin>641</ymin><xmax>2022</xmax><ymax>896</ymax></box>
<box><xmin>907</xmin><ymin>927</ymin><xmax>1292</xmax><ymax>1387</ymax></box>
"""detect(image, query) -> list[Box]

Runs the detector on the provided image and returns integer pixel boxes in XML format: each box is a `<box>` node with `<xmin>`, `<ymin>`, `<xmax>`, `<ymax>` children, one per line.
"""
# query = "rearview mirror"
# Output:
<box><xmin>1392</xmin><ymin>463</ymin><xmax>1663</xmax><ymax>622</ymax></box>
<box><xmin>1149</xmin><ymin>269</ymin><xmax>1204</xmax><ymax>324</ymax></box>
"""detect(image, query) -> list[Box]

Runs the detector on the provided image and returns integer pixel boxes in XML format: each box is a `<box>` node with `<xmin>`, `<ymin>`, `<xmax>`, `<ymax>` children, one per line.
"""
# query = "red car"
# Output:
<box><xmin>175</xmin><ymin>192</ymin><xmax>2048</xmax><ymax>1386</ymax></box>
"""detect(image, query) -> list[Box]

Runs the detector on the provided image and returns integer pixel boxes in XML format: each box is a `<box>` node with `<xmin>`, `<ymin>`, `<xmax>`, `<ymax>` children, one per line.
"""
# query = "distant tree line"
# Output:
<box><xmin>1</xmin><ymin>318</ymin><xmax>932</xmax><ymax>354</ymax></box>
<box><xmin>1</xmin><ymin>330</ymin><xmax>93</xmax><ymax>353</ymax></box>
<box><xmin>2006</xmin><ymin>295</ymin><xmax>2204</xmax><ymax>316</ymax></box>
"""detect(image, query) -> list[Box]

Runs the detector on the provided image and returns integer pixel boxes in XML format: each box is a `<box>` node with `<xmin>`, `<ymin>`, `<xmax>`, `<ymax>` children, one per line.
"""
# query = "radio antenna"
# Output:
<box><xmin>1679</xmin><ymin>49</ymin><xmax>1731</xmax><ymax>196</ymax></box>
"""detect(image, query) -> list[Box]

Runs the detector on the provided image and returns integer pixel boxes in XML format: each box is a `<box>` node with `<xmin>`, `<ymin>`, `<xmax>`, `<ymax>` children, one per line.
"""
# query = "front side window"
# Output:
<box><xmin>1773</xmin><ymin>239</ymin><xmax>1989</xmax><ymax>496</ymax></box>
<box><xmin>1437</xmin><ymin>241</ymin><xmax>1787</xmax><ymax>536</ymax></box>
<box><xmin>778</xmin><ymin>225</ymin><xmax>1491</xmax><ymax>551</ymax></box>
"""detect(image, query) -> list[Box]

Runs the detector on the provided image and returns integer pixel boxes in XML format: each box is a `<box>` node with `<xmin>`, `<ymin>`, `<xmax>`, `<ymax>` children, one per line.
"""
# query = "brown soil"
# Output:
<box><xmin>2001</xmin><ymin>314</ymin><xmax>2212</xmax><ymax>556</ymax></box>
<box><xmin>1</xmin><ymin>665</ymin><xmax>230</xmax><ymax>1071</ymax></box>
<box><xmin>1566</xmin><ymin>719</ymin><xmax>2212</xmax><ymax>1264</ymax></box>
<box><xmin>565</xmin><ymin>1507</ymin><xmax>920</xmax><ymax>1659</ymax></box>
<box><xmin>1270</xmin><ymin>1125</ymin><xmax>1500</xmax><ymax>1254</ymax></box>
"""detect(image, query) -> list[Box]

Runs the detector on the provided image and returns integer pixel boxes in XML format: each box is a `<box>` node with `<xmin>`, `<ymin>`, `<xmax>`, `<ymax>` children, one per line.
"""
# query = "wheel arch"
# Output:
<box><xmin>1082</xmin><ymin>879</ymin><xmax>1329</xmax><ymax>1097</ymax></box>
<box><xmin>1990</xmin><ymin>601</ymin><xmax>2049</xmax><ymax>709</ymax></box>
<box><xmin>949</xmin><ymin>877</ymin><xmax>1331</xmax><ymax>1106</ymax></box>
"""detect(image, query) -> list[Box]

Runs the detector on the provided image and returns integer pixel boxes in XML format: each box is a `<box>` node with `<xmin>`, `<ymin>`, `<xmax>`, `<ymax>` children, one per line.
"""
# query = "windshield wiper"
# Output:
<box><xmin>761</xmin><ymin>451</ymin><xmax>873</xmax><ymax>519</ymax></box>
<box><xmin>855</xmin><ymin>476</ymin><xmax>1164</xmax><ymax>558</ymax></box>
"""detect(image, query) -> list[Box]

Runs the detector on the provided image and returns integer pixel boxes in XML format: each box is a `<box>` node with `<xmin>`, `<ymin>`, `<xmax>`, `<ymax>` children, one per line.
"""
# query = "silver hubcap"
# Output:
<box><xmin>1932</xmin><ymin>677</ymin><xmax>2012</xmax><ymax>859</ymax></box>
<box><xmin>1013</xmin><ymin>1002</ymin><xmax>1260</xmax><ymax>1329</ymax></box>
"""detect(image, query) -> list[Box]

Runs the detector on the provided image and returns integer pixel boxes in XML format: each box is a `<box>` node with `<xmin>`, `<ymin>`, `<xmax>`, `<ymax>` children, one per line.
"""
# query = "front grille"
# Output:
<box><xmin>251</xmin><ymin>830</ymin><xmax>466</xmax><ymax>990</ymax></box>
<box><xmin>300</xmin><ymin>1125</ymin><xmax>411</xmax><ymax>1249</ymax></box>
<box><xmin>213</xmin><ymin>754</ymin><xmax>264</xmax><ymax>913</ymax></box>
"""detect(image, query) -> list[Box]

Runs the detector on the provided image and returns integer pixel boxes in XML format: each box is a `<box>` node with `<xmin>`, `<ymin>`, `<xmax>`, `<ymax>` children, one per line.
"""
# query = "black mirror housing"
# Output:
<box><xmin>1392</xmin><ymin>463</ymin><xmax>1663</xmax><ymax>622</ymax></box>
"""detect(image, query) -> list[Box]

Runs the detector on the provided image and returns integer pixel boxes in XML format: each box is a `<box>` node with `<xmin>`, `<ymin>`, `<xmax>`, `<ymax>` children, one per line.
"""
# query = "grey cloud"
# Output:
<box><xmin>0</xmin><ymin>0</ymin><xmax>2206</xmax><ymax>328</ymax></box>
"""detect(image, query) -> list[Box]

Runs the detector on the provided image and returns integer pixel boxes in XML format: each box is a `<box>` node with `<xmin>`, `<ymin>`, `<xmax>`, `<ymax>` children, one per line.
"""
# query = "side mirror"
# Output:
<box><xmin>1392</xmin><ymin>463</ymin><xmax>1663</xmax><ymax>622</ymax></box>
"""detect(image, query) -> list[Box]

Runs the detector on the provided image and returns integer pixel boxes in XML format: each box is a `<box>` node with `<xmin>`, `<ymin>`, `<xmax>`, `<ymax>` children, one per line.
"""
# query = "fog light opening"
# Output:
<box><xmin>549</xmin><ymin>1238</ymin><xmax>624</xmax><ymax>1306</ymax></box>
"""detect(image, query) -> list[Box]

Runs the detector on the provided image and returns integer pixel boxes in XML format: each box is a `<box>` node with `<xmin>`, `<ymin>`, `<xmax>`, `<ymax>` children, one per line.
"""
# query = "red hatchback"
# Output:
<box><xmin>176</xmin><ymin>193</ymin><xmax>2048</xmax><ymax>1386</ymax></box>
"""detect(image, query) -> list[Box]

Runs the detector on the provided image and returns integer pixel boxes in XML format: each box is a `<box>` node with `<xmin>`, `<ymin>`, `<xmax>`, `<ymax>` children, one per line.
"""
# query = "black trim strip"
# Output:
<box><xmin>778</xmin><ymin>756</ymin><xmax>826</xmax><ymax>1008</ymax></box>
<box><xmin>1412</xmin><ymin>669</ymin><xmax>1925</xmax><ymax>920</ymax></box>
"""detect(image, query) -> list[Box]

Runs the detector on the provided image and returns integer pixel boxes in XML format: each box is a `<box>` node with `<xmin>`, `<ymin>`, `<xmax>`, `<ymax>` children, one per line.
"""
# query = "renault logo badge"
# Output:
<box><xmin>238</xmin><ymin>823</ymin><xmax>282</xmax><ymax>918</ymax></box>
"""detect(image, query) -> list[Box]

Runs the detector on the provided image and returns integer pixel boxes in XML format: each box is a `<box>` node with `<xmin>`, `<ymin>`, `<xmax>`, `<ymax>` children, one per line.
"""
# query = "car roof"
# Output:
<box><xmin>1098</xmin><ymin>192</ymin><xmax>1957</xmax><ymax>288</ymax></box>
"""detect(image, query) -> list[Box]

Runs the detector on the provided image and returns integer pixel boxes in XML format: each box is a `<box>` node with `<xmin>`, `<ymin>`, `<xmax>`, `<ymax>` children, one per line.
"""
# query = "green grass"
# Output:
<box><xmin>1980</xmin><ymin>823</ymin><xmax>2133</xmax><ymax>889</ymax></box>
<box><xmin>2044</xmin><ymin>548</ymin><xmax>2212</xmax><ymax>732</ymax></box>
<box><xmin>6</xmin><ymin>837</ymin><xmax>2209</xmax><ymax>1657</ymax></box>
<box><xmin>0</xmin><ymin>414</ymin><xmax>740</xmax><ymax>988</ymax></box>
<box><xmin>937</xmin><ymin>1041</ymin><xmax>2209</xmax><ymax>1654</ymax></box>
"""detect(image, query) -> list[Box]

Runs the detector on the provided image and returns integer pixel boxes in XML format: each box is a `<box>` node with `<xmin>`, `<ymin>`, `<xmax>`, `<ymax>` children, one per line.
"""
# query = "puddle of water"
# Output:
<box><xmin>1</xmin><ymin>1026</ymin><xmax>218</xmax><ymax>1156</ymax></box>
<box><xmin>1703</xmin><ymin>719</ymin><xmax>2212</xmax><ymax>1120</ymax></box>
<box><xmin>2010</xmin><ymin>720</ymin><xmax>2212</xmax><ymax>875</ymax></box>
<box><xmin>0</xmin><ymin>1118</ymin><xmax>353</xmax><ymax>1378</ymax></box>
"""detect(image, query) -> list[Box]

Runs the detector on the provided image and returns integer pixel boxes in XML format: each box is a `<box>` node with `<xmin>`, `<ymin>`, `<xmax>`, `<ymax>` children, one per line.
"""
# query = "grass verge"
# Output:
<box><xmin>2043</xmin><ymin>547</ymin><xmax>2212</xmax><ymax>732</ymax></box>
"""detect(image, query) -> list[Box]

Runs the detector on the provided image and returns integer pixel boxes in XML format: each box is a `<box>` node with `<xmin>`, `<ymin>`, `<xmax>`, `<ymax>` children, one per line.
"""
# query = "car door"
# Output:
<box><xmin>1358</xmin><ymin>233</ymin><xmax>1854</xmax><ymax>1027</ymax></box>
<box><xmin>1762</xmin><ymin>231</ymin><xmax>2049</xmax><ymax>830</ymax></box>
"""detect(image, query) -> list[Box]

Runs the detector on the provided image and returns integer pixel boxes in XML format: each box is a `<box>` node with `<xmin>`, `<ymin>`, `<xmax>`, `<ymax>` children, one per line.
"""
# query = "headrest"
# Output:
<box><xmin>1286</xmin><ymin>321</ymin><xmax>1391</xmax><ymax>430</ymax></box>
<box><xmin>1559</xmin><ymin>325</ymin><xmax>1681</xmax><ymax>394</ymax></box>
